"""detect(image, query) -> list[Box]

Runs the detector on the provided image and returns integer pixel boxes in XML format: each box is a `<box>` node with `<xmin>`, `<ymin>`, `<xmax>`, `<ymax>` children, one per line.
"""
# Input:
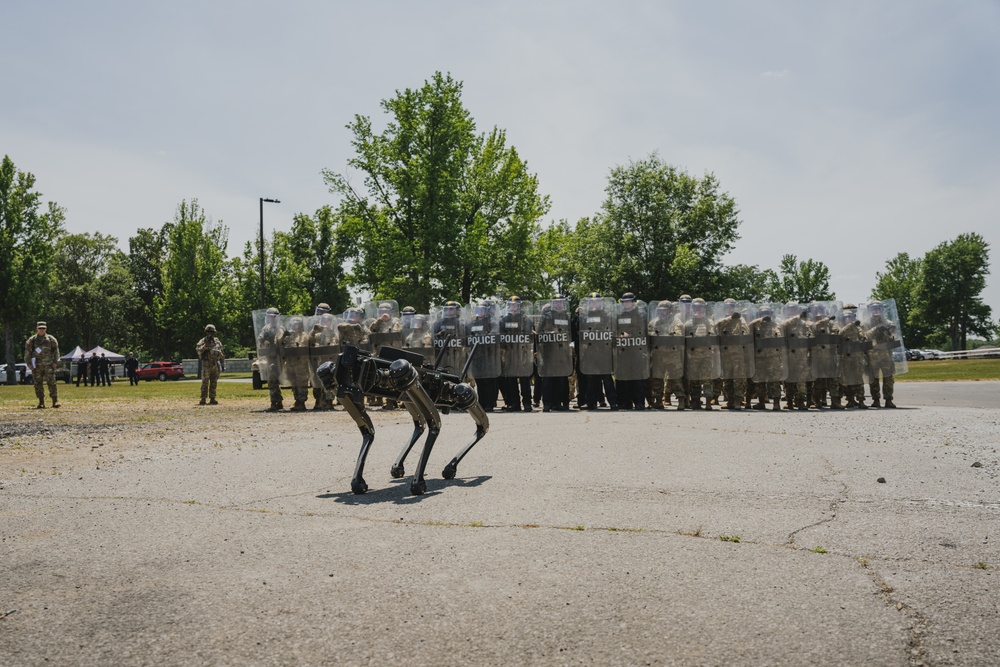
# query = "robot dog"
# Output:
<box><xmin>317</xmin><ymin>343</ymin><xmax>489</xmax><ymax>496</ymax></box>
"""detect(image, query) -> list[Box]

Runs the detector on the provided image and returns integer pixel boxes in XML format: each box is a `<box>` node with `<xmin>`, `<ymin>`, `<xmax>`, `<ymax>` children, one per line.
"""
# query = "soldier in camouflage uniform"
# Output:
<box><xmin>684</xmin><ymin>298</ymin><xmax>719</xmax><ymax>410</ymax></box>
<box><xmin>782</xmin><ymin>302</ymin><xmax>813</xmax><ymax>411</ymax></box>
<box><xmin>24</xmin><ymin>322</ymin><xmax>60</xmax><ymax>408</ymax></box>
<box><xmin>196</xmin><ymin>324</ymin><xmax>224</xmax><ymax>405</ymax></box>
<box><xmin>404</xmin><ymin>314</ymin><xmax>432</xmax><ymax>350</ymax></box>
<box><xmin>309</xmin><ymin>308</ymin><xmax>339</xmax><ymax>410</ymax></box>
<box><xmin>257</xmin><ymin>308</ymin><xmax>284</xmax><ymax>411</ymax></box>
<box><xmin>338</xmin><ymin>307</ymin><xmax>370</xmax><ymax>348</ymax></box>
<box><xmin>715</xmin><ymin>299</ymin><xmax>752</xmax><ymax>410</ymax></box>
<box><xmin>808</xmin><ymin>303</ymin><xmax>842</xmax><ymax>409</ymax></box>
<box><xmin>838</xmin><ymin>304</ymin><xmax>869</xmax><ymax>409</ymax></box>
<box><xmin>864</xmin><ymin>301</ymin><xmax>898</xmax><ymax>408</ymax></box>
<box><xmin>279</xmin><ymin>316</ymin><xmax>311</xmax><ymax>411</ymax></box>
<box><xmin>369</xmin><ymin>301</ymin><xmax>404</xmax><ymax>409</ymax></box>
<box><xmin>751</xmin><ymin>305</ymin><xmax>785</xmax><ymax>411</ymax></box>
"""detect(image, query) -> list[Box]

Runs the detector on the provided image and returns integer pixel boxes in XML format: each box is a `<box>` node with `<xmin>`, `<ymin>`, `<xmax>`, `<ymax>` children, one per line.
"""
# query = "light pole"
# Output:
<box><xmin>259</xmin><ymin>197</ymin><xmax>280</xmax><ymax>308</ymax></box>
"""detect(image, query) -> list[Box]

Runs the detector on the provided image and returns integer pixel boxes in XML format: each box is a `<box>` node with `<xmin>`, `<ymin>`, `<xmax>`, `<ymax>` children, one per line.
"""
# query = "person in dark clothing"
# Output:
<box><xmin>76</xmin><ymin>356</ymin><xmax>89</xmax><ymax>386</ymax></box>
<box><xmin>98</xmin><ymin>353</ymin><xmax>111</xmax><ymax>386</ymax></box>
<box><xmin>88</xmin><ymin>353</ymin><xmax>99</xmax><ymax>387</ymax></box>
<box><xmin>124</xmin><ymin>352</ymin><xmax>139</xmax><ymax>386</ymax></box>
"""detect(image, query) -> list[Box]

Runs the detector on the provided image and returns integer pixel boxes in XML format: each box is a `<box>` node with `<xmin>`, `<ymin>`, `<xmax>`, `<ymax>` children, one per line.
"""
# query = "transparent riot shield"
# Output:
<box><xmin>647</xmin><ymin>301</ymin><xmax>685</xmax><ymax>381</ymax></box>
<box><xmin>683</xmin><ymin>300</ymin><xmax>721</xmax><ymax>382</ymax></box>
<box><xmin>278</xmin><ymin>315</ymin><xmax>311</xmax><ymax>388</ymax></box>
<box><xmin>365</xmin><ymin>299</ymin><xmax>404</xmax><ymax>354</ymax></box>
<box><xmin>308</xmin><ymin>312</ymin><xmax>341</xmax><ymax>389</ymax></box>
<box><xmin>577</xmin><ymin>295</ymin><xmax>615</xmax><ymax>375</ymax></box>
<box><xmin>613</xmin><ymin>299</ymin><xmax>649</xmax><ymax>381</ymax></box>
<box><xmin>535</xmin><ymin>298</ymin><xmax>574</xmax><ymax>378</ymax></box>
<box><xmin>808</xmin><ymin>301</ymin><xmax>841</xmax><ymax>380</ymax></box>
<box><xmin>751</xmin><ymin>303</ymin><xmax>787</xmax><ymax>383</ymax></box>
<box><xmin>253</xmin><ymin>308</ymin><xmax>285</xmax><ymax>388</ymax></box>
<box><xmin>337</xmin><ymin>307</ymin><xmax>370</xmax><ymax>353</ymax></box>
<box><xmin>402</xmin><ymin>313</ymin><xmax>435</xmax><ymax>363</ymax></box>
<box><xmin>499</xmin><ymin>298</ymin><xmax>534</xmax><ymax>377</ymax></box>
<box><xmin>782</xmin><ymin>303</ymin><xmax>813</xmax><ymax>384</ymax></box>
<box><xmin>713</xmin><ymin>300</ymin><xmax>755</xmax><ymax>380</ymax></box>
<box><xmin>466</xmin><ymin>301</ymin><xmax>501</xmax><ymax>380</ymax></box>
<box><xmin>430</xmin><ymin>302</ymin><xmax>468</xmax><ymax>374</ymax></box>
<box><xmin>837</xmin><ymin>305</ymin><xmax>869</xmax><ymax>386</ymax></box>
<box><xmin>861</xmin><ymin>299</ymin><xmax>908</xmax><ymax>377</ymax></box>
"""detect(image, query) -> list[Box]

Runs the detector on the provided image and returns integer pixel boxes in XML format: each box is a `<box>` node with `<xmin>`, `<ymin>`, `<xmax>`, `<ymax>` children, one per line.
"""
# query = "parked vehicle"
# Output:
<box><xmin>922</xmin><ymin>349</ymin><xmax>945</xmax><ymax>360</ymax></box>
<box><xmin>0</xmin><ymin>363</ymin><xmax>33</xmax><ymax>384</ymax></box>
<box><xmin>906</xmin><ymin>349</ymin><xmax>925</xmax><ymax>361</ymax></box>
<box><xmin>135</xmin><ymin>361</ymin><xmax>186</xmax><ymax>382</ymax></box>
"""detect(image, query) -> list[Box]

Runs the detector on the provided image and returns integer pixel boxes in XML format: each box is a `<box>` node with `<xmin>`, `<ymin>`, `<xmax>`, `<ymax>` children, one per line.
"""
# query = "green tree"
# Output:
<box><xmin>288</xmin><ymin>206</ymin><xmax>351</xmax><ymax>312</ymax></box>
<box><xmin>917</xmin><ymin>233</ymin><xmax>994</xmax><ymax>350</ymax></box>
<box><xmin>0</xmin><ymin>155</ymin><xmax>64</xmax><ymax>381</ymax></box>
<box><xmin>766</xmin><ymin>254</ymin><xmax>835</xmax><ymax>304</ymax></box>
<box><xmin>46</xmin><ymin>232</ymin><xmax>120</xmax><ymax>350</ymax></box>
<box><xmin>871</xmin><ymin>252</ymin><xmax>927</xmax><ymax>347</ymax></box>
<box><xmin>155</xmin><ymin>200</ymin><xmax>230</xmax><ymax>359</ymax></box>
<box><xmin>717</xmin><ymin>264</ymin><xmax>778</xmax><ymax>302</ymax></box>
<box><xmin>573</xmin><ymin>153</ymin><xmax>741</xmax><ymax>300</ymax></box>
<box><xmin>127</xmin><ymin>226</ymin><xmax>172</xmax><ymax>356</ymax></box>
<box><xmin>323</xmin><ymin>72</ymin><xmax>549</xmax><ymax>310</ymax></box>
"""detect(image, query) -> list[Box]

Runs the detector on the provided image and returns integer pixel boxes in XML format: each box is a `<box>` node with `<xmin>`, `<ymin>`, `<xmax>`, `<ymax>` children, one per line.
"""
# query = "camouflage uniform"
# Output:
<box><xmin>751</xmin><ymin>312</ymin><xmax>785</xmax><ymax>410</ymax></box>
<box><xmin>196</xmin><ymin>325</ymin><xmax>224</xmax><ymax>404</ymax></box>
<box><xmin>24</xmin><ymin>324</ymin><xmax>60</xmax><ymax>408</ymax></box>
<box><xmin>648</xmin><ymin>304</ymin><xmax>686</xmax><ymax>409</ymax></box>
<box><xmin>309</xmin><ymin>314</ymin><xmax>340</xmax><ymax>410</ymax></box>
<box><xmin>809</xmin><ymin>309</ymin><xmax>841</xmax><ymax>409</ymax></box>
<box><xmin>684</xmin><ymin>299</ymin><xmax>719</xmax><ymax>410</ymax></box>
<box><xmin>865</xmin><ymin>308</ymin><xmax>898</xmax><ymax>408</ymax></box>
<box><xmin>782</xmin><ymin>306</ymin><xmax>813</xmax><ymax>410</ymax></box>
<box><xmin>280</xmin><ymin>317</ymin><xmax>311</xmax><ymax>411</ymax></box>
<box><xmin>838</xmin><ymin>305</ymin><xmax>869</xmax><ymax>409</ymax></box>
<box><xmin>716</xmin><ymin>302</ymin><xmax>751</xmax><ymax>410</ymax></box>
<box><xmin>369</xmin><ymin>305</ymin><xmax>404</xmax><ymax>409</ymax></box>
<box><xmin>257</xmin><ymin>308</ymin><xmax>284</xmax><ymax>410</ymax></box>
<box><xmin>404</xmin><ymin>322</ymin><xmax>432</xmax><ymax>350</ymax></box>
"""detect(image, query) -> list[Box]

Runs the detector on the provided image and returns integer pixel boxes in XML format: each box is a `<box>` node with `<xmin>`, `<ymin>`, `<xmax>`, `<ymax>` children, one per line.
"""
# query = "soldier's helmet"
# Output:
<box><xmin>443</xmin><ymin>301</ymin><xmax>460</xmax><ymax>318</ymax></box>
<box><xmin>784</xmin><ymin>301</ymin><xmax>802</xmax><ymax>318</ymax></box>
<box><xmin>656</xmin><ymin>300</ymin><xmax>673</xmax><ymax>314</ymax></box>
<box><xmin>869</xmin><ymin>301</ymin><xmax>884</xmax><ymax>317</ymax></box>
<box><xmin>691</xmin><ymin>298</ymin><xmax>707</xmax><ymax>317</ymax></box>
<box><xmin>290</xmin><ymin>316</ymin><xmax>304</xmax><ymax>331</ymax></box>
<box><xmin>678</xmin><ymin>294</ymin><xmax>692</xmax><ymax>303</ymax></box>
<box><xmin>759</xmin><ymin>304</ymin><xmax>774</xmax><ymax>320</ymax></box>
<box><xmin>842</xmin><ymin>304</ymin><xmax>858</xmax><ymax>323</ymax></box>
<box><xmin>402</xmin><ymin>305</ymin><xmax>416</xmax><ymax>315</ymax></box>
<box><xmin>346</xmin><ymin>308</ymin><xmax>364</xmax><ymax>323</ymax></box>
<box><xmin>204</xmin><ymin>324</ymin><xmax>217</xmax><ymax>334</ymax></box>
<box><xmin>721</xmin><ymin>299</ymin><xmax>737</xmax><ymax>316</ymax></box>
<box><xmin>265</xmin><ymin>307</ymin><xmax>280</xmax><ymax>318</ymax></box>
<box><xmin>377</xmin><ymin>302</ymin><xmax>393</xmax><ymax>316</ymax></box>
<box><xmin>315</xmin><ymin>303</ymin><xmax>331</xmax><ymax>316</ymax></box>
<box><xmin>319</xmin><ymin>313</ymin><xmax>335</xmax><ymax>327</ymax></box>
<box><xmin>621</xmin><ymin>291</ymin><xmax>636</xmax><ymax>302</ymax></box>
<box><xmin>413</xmin><ymin>314</ymin><xmax>427</xmax><ymax>328</ymax></box>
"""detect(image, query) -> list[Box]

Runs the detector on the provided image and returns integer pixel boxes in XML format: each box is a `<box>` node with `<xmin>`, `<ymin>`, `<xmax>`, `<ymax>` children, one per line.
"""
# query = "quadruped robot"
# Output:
<box><xmin>316</xmin><ymin>341</ymin><xmax>489</xmax><ymax>496</ymax></box>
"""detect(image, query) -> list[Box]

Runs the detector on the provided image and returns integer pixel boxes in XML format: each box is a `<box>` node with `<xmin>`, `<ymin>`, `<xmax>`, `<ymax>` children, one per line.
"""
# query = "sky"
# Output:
<box><xmin>3</xmin><ymin>0</ymin><xmax>998</xmax><ymax>317</ymax></box>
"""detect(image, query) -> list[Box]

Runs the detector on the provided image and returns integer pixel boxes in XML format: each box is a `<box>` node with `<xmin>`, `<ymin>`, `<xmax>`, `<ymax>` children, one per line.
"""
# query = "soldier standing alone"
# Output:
<box><xmin>24</xmin><ymin>322</ymin><xmax>60</xmax><ymax>408</ymax></box>
<box><xmin>196</xmin><ymin>324</ymin><xmax>224</xmax><ymax>405</ymax></box>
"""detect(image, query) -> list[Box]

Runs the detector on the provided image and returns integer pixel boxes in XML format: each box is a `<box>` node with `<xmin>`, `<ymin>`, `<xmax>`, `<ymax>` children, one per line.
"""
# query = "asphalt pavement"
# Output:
<box><xmin>1</xmin><ymin>382</ymin><xmax>998</xmax><ymax>666</ymax></box>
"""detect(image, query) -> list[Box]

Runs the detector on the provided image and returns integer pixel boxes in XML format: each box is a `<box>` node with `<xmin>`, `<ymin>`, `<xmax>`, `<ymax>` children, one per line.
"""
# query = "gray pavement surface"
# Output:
<box><xmin>1</xmin><ymin>383</ymin><xmax>998</xmax><ymax>666</ymax></box>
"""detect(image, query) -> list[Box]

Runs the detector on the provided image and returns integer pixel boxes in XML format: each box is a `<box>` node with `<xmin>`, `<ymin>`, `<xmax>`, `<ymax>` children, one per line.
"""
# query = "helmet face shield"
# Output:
<box><xmin>552</xmin><ymin>298</ymin><xmax>567</xmax><ymax>312</ymax></box>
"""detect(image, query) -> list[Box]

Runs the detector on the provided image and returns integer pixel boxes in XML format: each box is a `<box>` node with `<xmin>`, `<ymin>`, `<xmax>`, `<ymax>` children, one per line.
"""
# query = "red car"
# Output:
<box><xmin>136</xmin><ymin>361</ymin><xmax>186</xmax><ymax>382</ymax></box>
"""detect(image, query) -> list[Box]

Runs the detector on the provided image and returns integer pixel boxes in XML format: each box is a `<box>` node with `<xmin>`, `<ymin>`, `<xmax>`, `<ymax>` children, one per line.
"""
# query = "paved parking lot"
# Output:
<box><xmin>1</xmin><ymin>383</ymin><xmax>998</xmax><ymax>665</ymax></box>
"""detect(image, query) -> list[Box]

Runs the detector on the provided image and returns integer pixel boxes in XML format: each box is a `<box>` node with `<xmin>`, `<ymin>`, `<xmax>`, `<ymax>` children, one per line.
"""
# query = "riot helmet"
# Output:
<box><xmin>315</xmin><ymin>303</ymin><xmax>331</xmax><ymax>317</ymax></box>
<box><xmin>443</xmin><ymin>301</ymin><xmax>460</xmax><ymax>319</ymax></box>
<box><xmin>507</xmin><ymin>295</ymin><xmax>522</xmax><ymax>315</ymax></box>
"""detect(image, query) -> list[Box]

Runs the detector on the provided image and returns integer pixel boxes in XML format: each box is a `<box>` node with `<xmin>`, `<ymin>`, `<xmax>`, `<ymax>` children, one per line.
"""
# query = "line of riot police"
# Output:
<box><xmin>252</xmin><ymin>295</ymin><xmax>906</xmax><ymax>412</ymax></box>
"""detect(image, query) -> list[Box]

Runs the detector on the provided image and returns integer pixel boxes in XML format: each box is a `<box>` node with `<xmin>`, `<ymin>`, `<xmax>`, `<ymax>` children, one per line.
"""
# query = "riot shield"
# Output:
<box><xmin>365</xmin><ymin>299</ymin><xmax>404</xmax><ymax>354</ymax></box>
<box><xmin>278</xmin><ymin>315</ymin><xmax>311</xmax><ymax>387</ymax></box>
<box><xmin>253</xmin><ymin>308</ymin><xmax>284</xmax><ymax>388</ymax></box>
<box><xmin>683</xmin><ymin>300</ymin><xmax>721</xmax><ymax>381</ymax></box>
<box><xmin>535</xmin><ymin>298</ymin><xmax>574</xmax><ymax>377</ymax></box>
<box><xmin>309</xmin><ymin>312</ymin><xmax>341</xmax><ymax>389</ymax></box>
<box><xmin>808</xmin><ymin>301</ymin><xmax>841</xmax><ymax>380</ymax></box>
<box><xmin>402</xmin><ymin>313</ymin><xmax>435</xmax><ymax>363</ymax></box>
<box><xmin>499</xmin><ymin>298</ymin><xmax>534</xmax><ymax>377</ymax></box>
<box><xmin>337</xmin><ymin>307</ymin><xmax>370</xmax><ymax>353</ymax></box>
<box><xmin>861</xmin><ymin>299</ymin><xmax>908</xmax><ymax>377</ymax></box>
<box><xmin>751</xmin><ymin>303</ymin><xmax>787</xmax><ymax>383</ymax></box>
<box><xmin>613</xmin><ymin>299</ymin><xmax>650</xmax><ymax>381</ymax></box>
<box><xmin>465</xmin><ymin>301</ymin><xmax>501</xmax><ymax>380</ymax></box>
<box><xmin>577</xmin><ymin>295</ymin><xmax>615</xmax><ymax>375</ymax></box>
<box><xmin>837</xmin><ymin>305</ymin><xmax>869</xmax><ymax>386</ymax></box>
<box><xmin>647</xmin><ymin>300</ymin><xmax>685</xmax><ymax>381</ymax></box>
<box><xmin>713</xmin><ymin>300</ymin><xmax>755</xmax><ymax>380</ymax></box>
<box><xmin>430</xmin><ymin>302</ymin><xmax>468</xmax><ymax>374</ymax></box>
<box><xmin>782</xmin><ymin>303</ymin><xmax>813</xmax><ymax>383</ymax></box>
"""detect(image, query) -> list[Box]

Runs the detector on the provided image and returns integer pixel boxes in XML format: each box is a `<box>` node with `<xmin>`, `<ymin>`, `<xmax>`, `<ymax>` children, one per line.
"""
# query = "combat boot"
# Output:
<box><xmin>209</xmin><ymin>399</ymin><xmax>218</xmax><ymax>405</ymax></box>
<box><xmin>313</xmin><ymin>400</ymin><xmax>326</xmax><ymax>411</ymax></box>
<box><xmin>199</xmin><ymin>398</ymin><xmax>207</xmax><ymax>405</ymax></box>
<box><xmin>753</xmin><ymin>400</ymin><xmax>765</xmax><ymax>410</ymax></box>
<box><xmin>267</xmin><ymin>401</ymin><xmax>283</xmax><ymax>412</ymax></box>
<box><xmin>290</xmin><ymin>401</ymin><xmax>306</xmax><ymax>412</ymax></box>
<box><xmin>884</xmin><ymin>399</ymin><xmax>897</xmax><ymax>409</ymax></box>
<box><xmin>858</xmin><ymin>400</ymin><xmax>869</xmax><ymax>409</ymax></box>
<box><xmin>772</xmin><ymin>398</ymin><xmax>781</xmax><ymax>411</ymax></box>
<box><xmin>52</xmin><ymin>398</ymin><xmax>60</xmax><ymax>408</ymax></box>
<box><xmin>36</xmin><ymin>399</ymin><xmax>46</xmax><ymax>409</ymax></box>
<box><xmin>796</xmin><ymin>397</ymin><xmax>808</xmax><ymax>411</ymax></box>
<box><xmin>676</xmin><ymin>397</ymin><xmax>687</xmax><ymax>411</ymax></box>
<box><xmin>870</xmin><ymin>398</ymin><xmax>881</xmax><ymax>408</ymax></box>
